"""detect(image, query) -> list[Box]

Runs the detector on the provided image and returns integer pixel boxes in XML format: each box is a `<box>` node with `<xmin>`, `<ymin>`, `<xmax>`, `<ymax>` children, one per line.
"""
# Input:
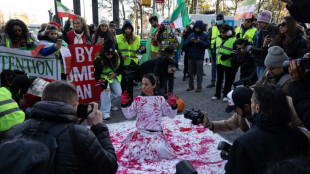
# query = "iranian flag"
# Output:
<box><xmin>170</xmin><ymin>0</ymin><xmax>190</xmax><ymax>28</ymax></box>
<box><xmin>56</xmin><ymin>1</ymin><xmax>76</xmax><ymax>19</ymax></box>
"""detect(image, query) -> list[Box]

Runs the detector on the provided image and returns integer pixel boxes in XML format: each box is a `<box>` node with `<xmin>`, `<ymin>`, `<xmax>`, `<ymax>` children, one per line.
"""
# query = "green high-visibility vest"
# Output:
<box><xmin>0</xmin><ymin>87</ymin><xmax>25</xmax><ymax>132</ymax></box>
<box><xmin>235</xmin><ymin>26</ymin><xmax>257</xmax><ymax>43</ymax></box>
<box><xmin>216</xmin><ymin>36</ymin><xmax>236</xmax><ymax>67</ymax></box>
<box><xmin>116</xmin><ymin>34</ymin><xmax>140</xmax><ymax>65</ymax></box>
<box><xmin>95</xmin><ymin>55</ymin><xmax>122</xmax><ymax>84</ymax></box>
<box><xmin>211</xmin><ymin>26</ymin><xmax>220</xmax><ymax>49</ymax></box>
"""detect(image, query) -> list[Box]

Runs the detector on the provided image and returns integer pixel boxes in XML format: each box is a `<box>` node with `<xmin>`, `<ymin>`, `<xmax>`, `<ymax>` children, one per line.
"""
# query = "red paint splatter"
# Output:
<box><xmin>199</xmin><ymin>137</ymin><xmax>215</xmax><ymax>145</ymax></box>
<box><xmin>180</xmin><ymin>127</ymin><xmax>192</xmax><ymax>132</ymax></box>
<box><xmin>174</xmin><ymin>120</ymin><xmax>182</xmax><ymax>124</ymax></box>
<box><xmin>196</xmin><ymin>127</ymin><xmax>207</xmax><ymax>133</ymax></box>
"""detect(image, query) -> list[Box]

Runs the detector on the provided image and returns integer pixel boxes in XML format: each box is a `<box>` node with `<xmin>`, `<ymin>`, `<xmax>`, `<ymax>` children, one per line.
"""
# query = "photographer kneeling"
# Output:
<box><xmin>201</xmin><ymin>87</ymin><xmax>253</xmax><ymax>133</ymax></box>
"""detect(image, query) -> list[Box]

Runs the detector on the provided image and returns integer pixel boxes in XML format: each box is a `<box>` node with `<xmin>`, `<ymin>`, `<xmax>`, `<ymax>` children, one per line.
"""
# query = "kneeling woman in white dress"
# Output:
<box><xmin>119</xmin><ymin>73</ymin><xmax>178</xmax><ymax>162</ymax></box>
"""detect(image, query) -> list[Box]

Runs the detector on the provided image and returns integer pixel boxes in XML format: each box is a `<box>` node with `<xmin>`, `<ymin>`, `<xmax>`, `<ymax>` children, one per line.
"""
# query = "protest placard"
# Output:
<box><xmin>234</xmin><ymin>0</ymin><xmax>256</xmax><ymax>20</ymax></box>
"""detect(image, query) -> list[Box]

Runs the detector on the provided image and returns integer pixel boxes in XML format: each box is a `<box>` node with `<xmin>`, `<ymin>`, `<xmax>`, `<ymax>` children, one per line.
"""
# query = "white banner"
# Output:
<box><xmin>0</xmin><ymin>47</ymin><xmax>61</xmax><ymax>80</ymax></box>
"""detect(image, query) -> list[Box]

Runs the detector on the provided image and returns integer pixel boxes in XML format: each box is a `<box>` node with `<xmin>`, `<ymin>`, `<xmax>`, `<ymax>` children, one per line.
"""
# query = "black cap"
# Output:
<box><xmin>225</xmin><ymin>87</ymin><xmax>253</xmax><ymax>113</ymax></box>
<box><xmin>104</xmin><ymin>39</ymin><xmax>115</xmax><ymax>54</ymax></box>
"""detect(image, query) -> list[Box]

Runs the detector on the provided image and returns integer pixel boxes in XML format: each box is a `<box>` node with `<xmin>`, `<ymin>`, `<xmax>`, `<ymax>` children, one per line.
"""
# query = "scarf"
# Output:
<box><xmin>74</xmin><ymin>30</ymin><xmax>84</xmax><ymax>44</ymax></box>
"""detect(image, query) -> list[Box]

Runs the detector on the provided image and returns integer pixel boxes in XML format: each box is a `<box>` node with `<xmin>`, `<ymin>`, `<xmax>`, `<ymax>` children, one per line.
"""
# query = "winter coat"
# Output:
<box><xmin>252</xmin><ymin>29</ymin><xmax>268</xmax><ymax>66</ymax></box>
<box><xmin>275</xmin><ymin>29</ymin><xmax>309</xmax><ymax>59</ymax></box>
<box><xmin>183</xmin><ymin>21</ymin><xmax>210</xmax><ymax>60</ymax></box>
<box><xmin>4</xmin><ymin>101</ymin><xmax>118</xmax><ymax>174</ymax></box>
<box><xmin>225</xmin><ymin>123</ymin><xmax>309</xmax><ymax>174</ymax></box>
<box><xmin>289</xmin><ymin>80</ymin><xmax>310</xmax><ymax>130</ymax></box>
<box><xmin>286</xmin><ymin>0</ymin><xmax>310</xmax><ymax>23</ymax></box>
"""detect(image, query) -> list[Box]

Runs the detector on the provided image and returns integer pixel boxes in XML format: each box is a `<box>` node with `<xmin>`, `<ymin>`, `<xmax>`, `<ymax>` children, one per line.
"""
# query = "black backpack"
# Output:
<box><xmin>0</xmin><ymin>119</ymin><xmax>67</xmax><ymax>174</ymax></box>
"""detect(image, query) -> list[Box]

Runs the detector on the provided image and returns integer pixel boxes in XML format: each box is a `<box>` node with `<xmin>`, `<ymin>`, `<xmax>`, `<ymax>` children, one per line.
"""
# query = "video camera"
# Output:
<box><xmin>283</xmin><ymin>52</ymin><xmax>310</xmax><ymax>74</ymax></box>
<box><xmin>217</xmin><ymin>141</ymin><xmax>232</xmax><ymax>160</ymax></box>
<box><xmin>184</xmin><ymin>109</ymin><xmax>204</xmax><ymax>125</ymax></box>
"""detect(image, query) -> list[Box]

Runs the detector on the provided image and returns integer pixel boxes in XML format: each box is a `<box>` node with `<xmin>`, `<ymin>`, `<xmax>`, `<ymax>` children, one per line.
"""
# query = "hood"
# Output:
<box><xmin>30</xmin><ymin>101</ymin><xmax>77</xmax><ymax>123</ymax></box>
<box><xmin>194</xmin><ymin>20</ymin><xmax>204</xmax><ymax>34</ymax></box>
<box><xmin>122</xmin><ymin>19</ymin><xmax>134</xmax><ymax>34</ymax></box>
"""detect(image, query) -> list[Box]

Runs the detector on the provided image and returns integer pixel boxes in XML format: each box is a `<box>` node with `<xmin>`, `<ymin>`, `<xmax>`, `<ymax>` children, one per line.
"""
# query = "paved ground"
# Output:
<box><xmin>104</xmin><ymin>57</ymin><xmax>244</xmax><ymax>143</ymax></box>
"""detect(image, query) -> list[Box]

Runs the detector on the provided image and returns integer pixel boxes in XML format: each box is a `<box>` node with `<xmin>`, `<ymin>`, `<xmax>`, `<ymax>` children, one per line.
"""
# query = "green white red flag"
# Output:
<box><xmin>56</xmin><ymin>1</ymin><xmax>76</xmax><ymax>19</ymax></box>
<box><xmin>170</xmin><ymin>0</ymin><xmax>190</xmax><ymax>28</ymax></box>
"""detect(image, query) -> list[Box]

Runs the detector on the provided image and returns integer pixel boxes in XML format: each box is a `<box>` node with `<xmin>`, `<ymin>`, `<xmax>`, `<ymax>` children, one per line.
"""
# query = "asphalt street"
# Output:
<box><xmin>104</xmin><ymin>57</ymin><xmax>244</xmax><ymax>143</ymax></box>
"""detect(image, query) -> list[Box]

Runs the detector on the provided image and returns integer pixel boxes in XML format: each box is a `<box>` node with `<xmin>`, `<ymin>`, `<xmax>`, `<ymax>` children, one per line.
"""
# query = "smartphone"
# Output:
<box><xmin>57</xmin><ymin>39</ymin><xmax>62</xmax><ymax>44</ymax></box>
<box><xmin>77</xmin><ymin>103</ymin><xmax>93</xmax><ymax>119</ymax></box>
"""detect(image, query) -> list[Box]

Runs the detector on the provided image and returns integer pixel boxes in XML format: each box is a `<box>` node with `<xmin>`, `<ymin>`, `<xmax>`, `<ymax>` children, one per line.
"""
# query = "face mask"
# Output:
<box><xmin>217</xmin><ymin>20</ymin><xmax>223</xmax><ymax>25</ymax></box>
<box><xmin>190</xmin><ymin>25</ymin><xmax>194</xmax><ymax>29</ymax></box>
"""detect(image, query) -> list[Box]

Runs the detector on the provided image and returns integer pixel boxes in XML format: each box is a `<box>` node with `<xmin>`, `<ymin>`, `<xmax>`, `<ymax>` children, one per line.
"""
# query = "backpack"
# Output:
<box><xmin>0</xmin><ymin>119</ymin><xmax>67</xmax><ymax>174</ymax></box>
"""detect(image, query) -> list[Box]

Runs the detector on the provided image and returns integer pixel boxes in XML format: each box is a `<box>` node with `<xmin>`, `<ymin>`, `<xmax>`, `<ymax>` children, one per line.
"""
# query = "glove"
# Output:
<box><xmin>121</xmin><ymin>91</ymin><xmax>131</xmax><ymax>105</ymax></box>
<box><xmin>220</xmin><ymin>54</ymin><xmax>230</xmax><ymax>61</ymax></box>
<box><xmin>97</xmin><ymin>79</ymin><xmax>108</xmax><ymax>90</ymax></box>
<box><xmin>167</xmin><ymin>92</ymin><xmax>177</xmax><ymax>106</ymax></box>
<box><xmin>158</xmin><ymin>24</ymin><xmax>165</xmax><ymax>34</ymax></box>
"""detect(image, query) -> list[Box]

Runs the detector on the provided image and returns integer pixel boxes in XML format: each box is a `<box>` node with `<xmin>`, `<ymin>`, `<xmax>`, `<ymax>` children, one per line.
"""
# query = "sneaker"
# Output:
<box><xmin>223</xmin><ymin>97</ymin><xmax>228</xmax><ymax>102</ymax></box>
<box><xmin>186</xmin><ymin>88</ymin><xmax>194</xmax><ymax>91</ymax></box>
<box><xmin>211</xmin><ymin>96</ymin><xmax>218</xmax><ymax>100</ymax></box>
<box><xmin>111</xmin><ymin>106</ymin><xmax>118</xmax><ymax>111</ymax></box>
<box><xmin>206</xmin><ymin>83</ymin><xmax>215</xmax><ymax>88</ymax></box>
<box><xmin>103</xmin><ymin>114</ymin><xmax>111</xmax><ymax>120</ymax></box>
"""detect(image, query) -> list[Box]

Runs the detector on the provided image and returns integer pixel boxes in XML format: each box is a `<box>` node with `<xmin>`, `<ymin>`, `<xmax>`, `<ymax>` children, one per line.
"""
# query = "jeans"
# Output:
<box><xmin>256</xmin><ymin>65</ymin><xmax>266</xmax><ymax>79</ymax></box>
<box><xmin>100</xmin><ymin>78</ymin><xmax>122</xmax><ymax>116</ymax></box>
<box><xmin>215</xmin><ymin>64</ymin><xmax>234</xmax><ymax>98</ymax></box>
<box><xmin>175</xmin><ymin>50</ymin><xmax>181</xmax><ymax>67</ymax></box>
<box><xmin>188</xmin><ymin>59</ymin><xmax>204</xmax><ymax>89</ymax></box>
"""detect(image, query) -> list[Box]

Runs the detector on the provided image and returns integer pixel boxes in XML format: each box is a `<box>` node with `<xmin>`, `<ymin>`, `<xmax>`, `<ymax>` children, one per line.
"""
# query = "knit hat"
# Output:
<box><xmin>100</xmin><ymin>18</ymin><xmax>109</xmax><ymax>26</ymax></box>
<box><xmin>211</xmin><ymin>19</ymin><xmax>215</xmax><ymax>23</ymax></box>
<box><xmin>122</xmin><ymin>19</ymin><xmax>134</xmax><ymax>33</ymax></box>
<box><xmin>49</xmin><ymin>22</ymin><xmax>60</xmax><ymax>31</ymax></box>
<box><xmin>264</xmin><ymin>46</ymin><xmax>289</xmax><ymax>68</ymax></box>
<box><xmin>104</xmin><ymin>39</ymin><xmax>115</xmax><ymax>54</ymax></box>
<box><xmin>216</xmin><ymin>13</ymin><xmax>224</xmax><ymax>20</ymax></box>
<box><xmin>257</xmin><ymin>10</ymin><xmax>272</xmax><ymax>24</ymax></box>
<box><xmin>163</xmin><ymin>20</ymin><xmax>171</xmax><ymax>26</ymax></box>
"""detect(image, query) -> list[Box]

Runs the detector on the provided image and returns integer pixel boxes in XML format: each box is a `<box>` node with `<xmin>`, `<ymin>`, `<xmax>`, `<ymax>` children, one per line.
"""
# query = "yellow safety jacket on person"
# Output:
<box><xmin>116</xmin><ymin>34</ymin><xmax>140</xmax><ymax>65</ymax></box>
<box><xmin>235</xmin><ymin>26</ymin><xmax>257</xmax><ymax>43</ymax></box>
<box><xmin>0</xmin><ymin>87</ymin><xmax>25</xmax><ymax>132</ymax></box>
<box><xmin>95</xmin><ymin>56</ymin><xmax>122</xmax><ymax>84</ymax></box>
<box><xmin>216</xmin><ymin>36</ymin><xmax>236</xmax><ymax>67</ymax></box>
<box><xmin>211</xmin><ymin>25</ymin><xmax>220</xmax><ymax>49</ymax></box>
<box><xmin>6</xmin><ymin>37</ymin><xmax>34</xmax><ymax>48</ymax></box>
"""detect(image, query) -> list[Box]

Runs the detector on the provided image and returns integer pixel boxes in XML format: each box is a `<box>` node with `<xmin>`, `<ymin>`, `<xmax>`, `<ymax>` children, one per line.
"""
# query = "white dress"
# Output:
<box><xmin>119</xmin><ymin>95</ymin><xmax>178</xmax><ymax>162</ymax></box>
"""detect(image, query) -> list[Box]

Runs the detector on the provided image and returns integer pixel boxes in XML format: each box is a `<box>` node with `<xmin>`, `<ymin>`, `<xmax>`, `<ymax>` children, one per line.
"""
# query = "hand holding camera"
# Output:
<box><xmin>166</xmin><ymin>92</ymin><xmax>177</xmax><ymax>106</ymax></box>
<box><xmin>86</xmin><ymin>102</ymin><xmax>102</xmax><ymax>126</ymax></box>
<box><xmin>201</xmin><ymin>112</ymin><xmax>212</xmax><ymax>129</ymax></box>
<box><xmin>121</xmin><ymin>91</ymin><xmax>131</xmax><ymax>105</ymax></box>
<box><xmin>55</xmin><ymin>39</ymin><xmax>62</xmax><ymax>50</ymax></box>
<box><xmin>184</xmin><ymin>109</ymin><xmax>204</xmax><ymax>125</ymax></box>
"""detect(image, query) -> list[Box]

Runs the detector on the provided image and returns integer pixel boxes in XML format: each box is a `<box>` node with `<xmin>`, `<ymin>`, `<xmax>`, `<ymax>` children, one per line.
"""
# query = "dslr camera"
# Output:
<box><xmin>77</xmin><ymin>103</ymin><xmax>93</xmax><ymax>119</ymax></box>
<box><xmin>184</xmin><ymin>109</ymin><xmax>204</xmax><ymax>125</ymax></box>
<box><xmin>217</xmin><ymin>141</ymin><xmax>232</xmax><ymax>160</ymax></box>
<box><xmin>283</xmin><ymin>52</ymin><xmax>310</xmax><ymax>74</ymax></box>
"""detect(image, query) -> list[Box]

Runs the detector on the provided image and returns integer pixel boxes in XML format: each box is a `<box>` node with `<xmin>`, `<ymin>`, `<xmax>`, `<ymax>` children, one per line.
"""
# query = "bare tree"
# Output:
<box><xmin>120</xmin><ymin>0</ymin><xmax>126</xmax><ymax>20</ymax></box>
<box><xmin>98</xmin><ymin>0</ymin><xmax>113</xmax><ymax>17</ymax></box>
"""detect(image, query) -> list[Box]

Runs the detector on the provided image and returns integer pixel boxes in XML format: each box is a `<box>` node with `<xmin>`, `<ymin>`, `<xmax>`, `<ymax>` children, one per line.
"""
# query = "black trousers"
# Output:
<box><xmin>214</xmin><ymin>64</ymin><xmax>234</xmax><ymax>98</ymax></box>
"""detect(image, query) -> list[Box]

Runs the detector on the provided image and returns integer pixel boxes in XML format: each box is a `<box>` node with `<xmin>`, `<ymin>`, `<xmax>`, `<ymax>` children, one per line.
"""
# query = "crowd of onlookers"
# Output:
<box><xmin>0</xmin><ymin>0</ymin><xmax>310</xmax><ymax>173</ymax></box>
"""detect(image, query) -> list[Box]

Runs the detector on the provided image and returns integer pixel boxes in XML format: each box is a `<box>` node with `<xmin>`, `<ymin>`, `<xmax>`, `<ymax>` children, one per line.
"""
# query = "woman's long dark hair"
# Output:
<box><xmin>94</xmin><ymin>26</ymin><xmax>114</xmax><ymax>44</ymax></box>
<box><xmin>99</xmin><ymin>51</ymin><xmax>119</xmax><ymax>70</ymax></box>
<box><xmin>274</xmin><ymin>16</ymin><xmax>299</xmax><ymax>47</ymax></box>
<box><xmin>5</xmin><ymin>19</ymin><xmax>28</xmax><ymax>39</ymax></box>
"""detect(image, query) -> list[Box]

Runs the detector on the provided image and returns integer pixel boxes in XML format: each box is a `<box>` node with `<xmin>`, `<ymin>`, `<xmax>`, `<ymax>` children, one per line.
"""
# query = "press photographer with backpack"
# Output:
<box><xmin>0</xmin><ymin>81</ymin><xmax>118</xmax><ymax>174</ymax></box>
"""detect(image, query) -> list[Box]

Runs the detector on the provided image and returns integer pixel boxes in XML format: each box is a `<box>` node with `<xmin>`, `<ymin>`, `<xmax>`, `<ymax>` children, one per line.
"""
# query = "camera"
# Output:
<box><xmin>283</xmin><ymin>52</ymin><xmax>310</xmax><ymax>74</ymax></box>
<box><xmin>262</xmin><ymin>23</ymin><xmax>279</xmax><ymax>40</ymax></box>
<box><xmin>77</xmin><ymin>103</ymin><xmax>93</xmax><ymax>119</ymax></box>
<box><xmin>184</xmin><ymin>109</ymin><xmax>204</xmax><ymax>125</ymax></box>
<box><xmin>217</xmin><ymin>141</ymin><xmax>232</xmax><ymax>160</ymax></box>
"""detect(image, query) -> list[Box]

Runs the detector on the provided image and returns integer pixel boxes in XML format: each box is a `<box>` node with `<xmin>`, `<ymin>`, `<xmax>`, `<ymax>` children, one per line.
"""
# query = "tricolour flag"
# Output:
<box><xmin>170</xmin><ymin>0</ymin><xmax>190</xmax><ymax>28</ymax></box>
<box><xmin>154</xmin><ymin>10</ymin><xmax>165</xmax><ymax>25</ymax></box>
<box><xmin>234</xmin><ymin>0</ymin><xmax>256</xmax><ymax>20</ymax></box>
<box><xmin>56</xmin><ymin>1</ymin><xmax>76</xmax><ymax>19</ymax></box>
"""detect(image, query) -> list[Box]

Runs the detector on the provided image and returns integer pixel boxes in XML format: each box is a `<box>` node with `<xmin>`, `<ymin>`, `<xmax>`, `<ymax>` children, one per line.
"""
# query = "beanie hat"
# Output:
<box><xmin>216</xmin><ymin>13</ymin><xmax>224</xmax><ymax>20</ymax></box>
<box><xmin>211</xmin><ymin>19</ymin><xmax>215</xmax><ymax>23</ymax></box>
<box><xmin>122</xmin><ymin>19</ymin><xmax>134</xmax><ymax>33</ymax></box>
<box><xmin>100</xmin><ymin>18</ymin><xmax>109</xmax><ymax>26</ymax></box>
<box><xmin>257</xmin><ymin>10</ymin><xmax>272</xmax><ymax>24</ymax></box>
<box><xmin>264</xmin><ymin>46</ymin><xmax>289</xmax><ymax>68</ymax></box>
<box><xmin>49</xmin><ymin>22</ymin><xmax>60</xmax><ymax>31</ymax></box>
<box><xmin>163</xmin><ymin>20</ymin><xmax>171</xmax><ymax>26</ymax></box>
<box><xmin>103</xmin><ymin>39</ymin><xmax>115</xmax><ymax>54</ymax></box>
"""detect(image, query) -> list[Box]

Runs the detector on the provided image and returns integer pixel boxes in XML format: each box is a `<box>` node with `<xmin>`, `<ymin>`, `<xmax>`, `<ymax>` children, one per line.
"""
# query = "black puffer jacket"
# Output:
<box><xmin>275</xmin><ymin>29</ymin><xmax>309</xmax><ymax>59</ymax></box>
<box><xmin>4</xmin><ymin>101</ymin><xmax>118</xmax><ymax>174</ymax></box>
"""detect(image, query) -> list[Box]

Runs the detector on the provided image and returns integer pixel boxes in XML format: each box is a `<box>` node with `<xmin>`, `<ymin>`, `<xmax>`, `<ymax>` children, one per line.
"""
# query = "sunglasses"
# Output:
<box><xmin>13</xmin><ymin>29</ymin><xmax>22</xmax><ymax>33</ymax></box>
<box><xmin>105</xmin><ymin>53</ymin><xmax>114</xmax><ymax>56</ymax></box>
<box><xmin>278</xmin><ymin>22</ymin><xmax>287</xmax><ymax>28</ymax></box>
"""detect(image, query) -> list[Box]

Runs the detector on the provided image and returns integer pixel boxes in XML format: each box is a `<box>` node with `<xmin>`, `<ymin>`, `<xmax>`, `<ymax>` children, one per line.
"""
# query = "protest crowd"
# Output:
<box><xmin>1</xmin><ymin>0</ymin><xmax>310</xmax><ymax>173</ymax></box>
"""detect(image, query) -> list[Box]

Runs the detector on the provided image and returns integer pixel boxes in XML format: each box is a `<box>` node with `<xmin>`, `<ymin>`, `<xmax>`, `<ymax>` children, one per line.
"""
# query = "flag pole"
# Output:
<box><xmin>153</xmin><ymin>0</ymin><xmax>156</xmax><ymax>14</ymax></box>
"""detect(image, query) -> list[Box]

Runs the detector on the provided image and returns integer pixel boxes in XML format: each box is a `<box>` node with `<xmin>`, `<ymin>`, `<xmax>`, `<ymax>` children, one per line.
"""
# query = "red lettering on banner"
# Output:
<box><xmin>68</xmin><ymin>44</ymin><xmax>103</xmax><ymax>104</ymax></box>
